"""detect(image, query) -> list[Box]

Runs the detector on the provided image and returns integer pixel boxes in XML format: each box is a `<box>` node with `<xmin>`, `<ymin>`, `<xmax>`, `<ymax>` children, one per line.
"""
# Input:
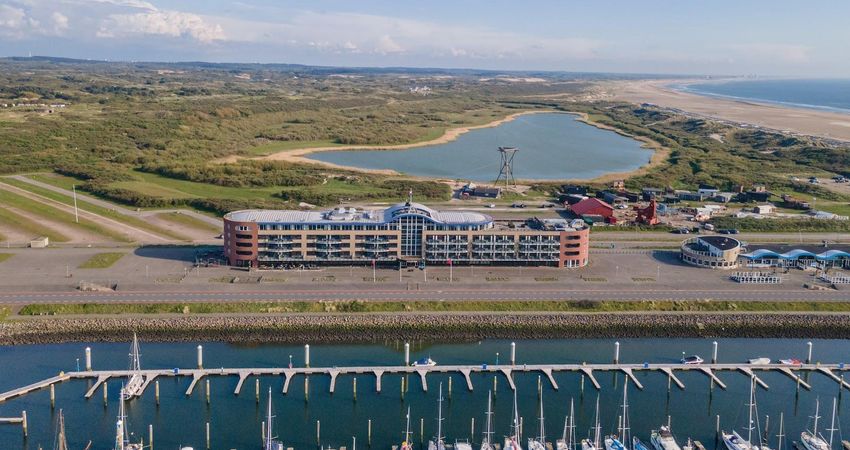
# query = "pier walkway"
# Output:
<box><xmin>0</xmin><ymin>362</ymin><xmax>844</xmax><ymax>404</ymax></box>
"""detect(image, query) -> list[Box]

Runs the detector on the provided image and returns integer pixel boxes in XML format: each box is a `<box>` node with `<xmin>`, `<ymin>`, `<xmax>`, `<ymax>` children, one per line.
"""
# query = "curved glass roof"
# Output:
<box><xmin>740</xmin><ymin>248</ymin><xmax>850</xmax><ymax>261</ymax></box>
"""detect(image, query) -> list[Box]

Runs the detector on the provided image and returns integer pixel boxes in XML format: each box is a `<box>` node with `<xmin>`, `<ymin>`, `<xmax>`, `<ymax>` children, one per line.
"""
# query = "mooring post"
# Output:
<box><xmin>305</xmin><ymin>344</ymin><xmax>311</xmax><ymax>368</ymax></box>
<box><xmin>580</xmin><ymin>375</ymin><xmax>585</xmax><ymax>394</ymax></box>
<box><xmin>471</xmin><ymin>417</ymin><xmax>475</xmax><ymax>439</ymax></box>
<box><xmin>614</xmin><ymin>342</ymin><xmax>620</xmax><ymax>364</ymax></box>
<box><xmin>317</xmin><ymin>420</ymin><xmax>321</xmax><ymax>445</ymax></box>
<box><xmin>807</xmin><ymin>341</ymin><xmax>813</xmax><ymax>364</ymax></box>
<box><xmin>149</xmin><ymin>424</ymin><xmax>154</xmax><ymax>450</ymax></box>
<box><xmin>21</xmin><ymin>411</ymin><xmax>27</xmax><ymax>438</ymax></box>
<box><xmin>419</xmin><ymin>418</ymin><xmax>424</xmax><ymax>445</ymax></box>
<box><xmin>667</xmin><ymin>372</ymin><xmax>672</xmax><ymax>392</ymax></box>
<box><xmin>197</xmin><ymin>345</ymin><xmax>203</xmax><ymax>369</ymax></box>
<box><xmin>85</xmin><ymin>347</ymin><xmax>92</xmax><ymax>371</ymax></box>
<box><xmin>520</xmin><ymin>417</ymin><xmax>523</xmax><ymax>440</ymax></box>
<box><xmin>205</xmin><ymin>379</ymin><xmax>210</xmax><ymax>405</ymax></box>
<box><xmin>511</xmin><ymin>342</ymin><xmax>516</xmax><ymax>366</ymax></box>
<box><xmin>305</xmin><ymin>377</ymin><xmax>310</xmax><ymax>402</ymax></box>
<box><xmin>448</xmin><ymin>377</ymin><xmax>453</xmax><ymax>399</ymax></box>
<box><xmin>353</xmin><ymin>377</ymin><xmax>358</xmax><ymax>401</ymax></box>
<box><xmin>262</xmin><ymin>421</ymin><xmax>266</xmax><ymax>443</ymax></box>
<box><xmin>205</xmin><ymin>422</ymin><xmax>210</xmax><ymax>450</ymax></box>
<box><xmin>256</xmin><ymin>378</ymin><xmax>260</xmax><ymax>404</ymax></box>
<box><xmin>155</xmin><ymin>380</ymin><xmax>160</xmax><ymax>406</ymax></box>
<box><xmin>712</xmin><ymin>341</ymin><xmax>718</xmax><ymax>364</ymax></box>
<box><xmin>50</xmin><ymin>384</ymin><xmax>55</xmax><ymax>409</ymax></box>
<box><xmin>103</xmin><ymin>381</ymin><xmax>108</xmax><ymax>406</ymax></box>
<box><xmin>401</xmin><ymin>377</ymin><xmax>405</xmax><ymax>400</ymax></box>
<box><xmin>715</xmin><ymin>415</ymin><xmax>720</xmax><ymax>437</ymax></box>
<box><xmin>667</xmin><ymin>415</ymin><xmax>672</xmax><ymax>429</ymax></box>
<box><xmin>369</xmin><ymin>419</ymin><xmax>373</xmax><ymax>446</ymax></box>
<box><xmin>537</xmin><ymin>376</ymin><xmax>542</xmax><ymax>398</ymax></box>
<box><xmin>404</xmin><ymin>342</ymin><xmax>410</xmax><ymax>366</ymax></box>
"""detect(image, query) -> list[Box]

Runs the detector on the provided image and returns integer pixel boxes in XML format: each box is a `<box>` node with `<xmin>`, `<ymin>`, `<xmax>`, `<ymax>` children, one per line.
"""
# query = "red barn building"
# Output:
<box><xmin>570</xmin><ymin>198</ymin><xmax>615</xmax><ymax>223</ymax></box>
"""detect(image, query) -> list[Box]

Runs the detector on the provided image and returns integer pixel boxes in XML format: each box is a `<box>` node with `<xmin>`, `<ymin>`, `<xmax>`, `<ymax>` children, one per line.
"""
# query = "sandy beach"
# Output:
<box><xmin>607</xmin><ymin>79</ymin><xmax>850</xmax><ymax>142</ymax></box>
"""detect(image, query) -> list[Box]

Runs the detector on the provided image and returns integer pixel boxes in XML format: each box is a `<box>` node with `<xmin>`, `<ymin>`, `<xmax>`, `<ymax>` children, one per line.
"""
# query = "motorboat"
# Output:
<box><xmin>651</xmin><ymin>426</ymin><xmax>682</xmax><ymax>450</ymax></box>
<box><xmin>748</xmin><ymin>358</ymin><xmax>771</xmax><ymax>365</ymax></box>
<box><xmin>413</xmin><ymin>357</ymin><xmax>437</xmax><ymax>367</ymax></box>
<box><xmin>780</xmin><ymin>358</ymin><xmax>802</xmax><ymax>366</ymax></box>
<box><xmin>681</xmin><ymin>355</ymin><xmax>704</xmax><ymax>365</ymax></box>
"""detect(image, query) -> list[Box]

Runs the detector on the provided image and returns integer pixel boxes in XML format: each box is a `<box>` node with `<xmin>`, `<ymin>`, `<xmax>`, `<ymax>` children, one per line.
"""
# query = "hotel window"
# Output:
<box><xmin>237</xmin><ymin>225</ymin><xmax>249</xmax><ymax>231</ymax></box>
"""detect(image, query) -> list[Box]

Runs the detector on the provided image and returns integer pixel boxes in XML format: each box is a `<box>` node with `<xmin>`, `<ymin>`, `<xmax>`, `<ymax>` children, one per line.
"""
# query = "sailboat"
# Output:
<box><xmin>650</xmin><ymin>426</ymin><xmax>682</xmax><ymax>450</ymax></box>
<box><xmin>556</xmin><ymin>399</ymin><xmax>576</xmax><ymax>450</ymax></box>
<box><xmin>115</xmin><ymin>386</ymin><xmax>144</xmax><ymax>450</ymax></box>
<box><xmin>264</xmin><ymin>387</ymin><xmax>285</xmax><ymax>450</ymax></box>
<box><xmin>605</xmin><ymin>380</ymin><xmax>630</xmax><ymax>450</ymax></box>
<box><xmin>801</xmin><ymin>398</ymin><xmax>830</xmax><ymax>450</ymax></box>
<box><xmin>401</xmin><ymin>407</ymin><xmax>414</xmax><ymax>450</ymax></box>
<box><xmin>722</xmin><ymin>375</ymin><xmax>761</xmax><ymax>450</ymax></box>
<box><xmin>504</xmin><ymin>389</ymin><xmax>523</xmax><ymax>450</ymax></box>
<box><xmin>122</xmin><ymin>333</ymin><xmax>144</xmax><ymax>401</ymax></box>
<box><xmin>481</xmin><ymin>391</ymin><xmax>495</xmax><ymax>450</ymax></box>
<box><xmin>582</xmin><ymin>396</ymin><xmax>601</xmax><ymax>450</ymax></box>
<box><xmin>428</xmin><ymin>383</ymin><xmax>446</xmax><ymax>450</ymax></box>
<box><xmin>528</xmin><ymin>391</ymin><xmax>546</xmax><ymax>450</ymax></box>
<box><xmin>54</xmin><ymin>409</ymin><xmax>69</xmax><ymax>450</ymax></box>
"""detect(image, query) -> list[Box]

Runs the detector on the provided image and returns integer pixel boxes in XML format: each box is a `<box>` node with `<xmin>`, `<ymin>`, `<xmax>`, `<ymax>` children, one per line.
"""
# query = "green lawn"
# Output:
<box><xmin>78</xmin><ymin>252</ymin><xmax>127</xmax><ymax>269</ymax></box>
<box><xmin>0</xmin><ymin>253</ymin><xmax>13</xmax><ymax>263</ymax></box>
<box><xmin>1</xmin><ymin>178</ymin><xmax>185</xmax><ymax>241</ymax></box>
<box><xmin>128</xmin><ymin>171</ymin><xmax>281</xmax><ymax>200</ymax></box>
<box><xmin>28</xmin><ymin>173</ymin><xmax>83</xmax><ymax>191</ymax></box>
<box><xmin>0</xmin><ymin>188</ymin><xmax>120</xmax><ymax>241</ymax></box>
<box><xmin>0</xmin><ymin>204</ymin><xmax>70</xmax><ymax>242</ymax></box>
<box><xmin>156</xmin><ymin>212</ymin><xmax>221</xmax><ymax>233</ymax></box>
<box><xmin>17</xmin><ymin>299</ymin><xmax>850</xmax><ymax>316</ymax></box>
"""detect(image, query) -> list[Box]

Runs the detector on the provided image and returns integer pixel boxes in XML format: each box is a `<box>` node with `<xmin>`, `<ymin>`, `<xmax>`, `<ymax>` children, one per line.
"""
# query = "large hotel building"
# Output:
<box><xmin>223</xmin><ymin>200</ymin><xmax>589</xmax><ymax>269</ymax></box>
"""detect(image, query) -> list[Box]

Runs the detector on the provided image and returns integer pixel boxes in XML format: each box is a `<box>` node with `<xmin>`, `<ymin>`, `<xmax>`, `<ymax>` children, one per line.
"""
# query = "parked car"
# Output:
<box><xmin>718</xmin><ymin>229</ymin><xmax>739</xmax><ymax>234</ymax></box>
<box><xmin>671</xmin><ymin>228</ymin><xmax>690</xmax><ymax>234</ymax></box>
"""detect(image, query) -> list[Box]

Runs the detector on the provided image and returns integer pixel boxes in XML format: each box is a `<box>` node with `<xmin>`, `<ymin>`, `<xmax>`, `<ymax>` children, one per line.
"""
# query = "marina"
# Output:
<box><xmin>1</xmin><ymin>338</ymin><xmax>849</xmax><ymax>450</ymax></box>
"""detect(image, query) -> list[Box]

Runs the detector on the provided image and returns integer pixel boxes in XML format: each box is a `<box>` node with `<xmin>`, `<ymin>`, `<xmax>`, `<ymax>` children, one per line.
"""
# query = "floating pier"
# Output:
<box><xmin>0</xmin><ymin>361</ymin><xmax>844</xmax><ymax>404</ymax></box>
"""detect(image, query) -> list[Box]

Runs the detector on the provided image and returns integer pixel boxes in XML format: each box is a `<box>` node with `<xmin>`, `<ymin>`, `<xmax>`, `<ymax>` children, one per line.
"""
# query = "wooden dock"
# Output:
<box><xmin>0</xmin><ymin>361</ymin><xmax>844</xmax><ymax>404</ymax></box>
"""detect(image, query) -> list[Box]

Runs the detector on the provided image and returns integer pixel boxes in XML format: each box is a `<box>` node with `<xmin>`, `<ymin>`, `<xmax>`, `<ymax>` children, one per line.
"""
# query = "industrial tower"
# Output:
<box><xmin>495</xmin><ymin>146</ymin><xmax>519</xmax><ymax>188</ymax></box>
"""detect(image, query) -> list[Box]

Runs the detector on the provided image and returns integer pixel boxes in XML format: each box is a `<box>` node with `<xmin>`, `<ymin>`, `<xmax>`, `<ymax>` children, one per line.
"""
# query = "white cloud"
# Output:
<box><xmin>375</xmin><ymin>35</ymin><xmax>403</xmax><ymax>54</ymax></box>
<box><xmin>51</xmin><ymin>12</ymin><xmax>69</xmax><ymax>33</ymax></box>
<box><xmin>98</xmin><ymin>10</ymin><xmax>225</xmax><ymax>43</ymax></box>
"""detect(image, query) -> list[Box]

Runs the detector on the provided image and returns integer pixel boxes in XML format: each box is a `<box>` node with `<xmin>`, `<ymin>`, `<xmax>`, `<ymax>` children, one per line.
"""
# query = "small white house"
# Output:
<box><xmin>29</xmin><ymin>236</ymin><xmax>49</xmax><ymax>248</ymax></box>
<box><xmin>754</xmin><ymin>204</ymin><xmax>775</xmax><ymax>215</ymax></box>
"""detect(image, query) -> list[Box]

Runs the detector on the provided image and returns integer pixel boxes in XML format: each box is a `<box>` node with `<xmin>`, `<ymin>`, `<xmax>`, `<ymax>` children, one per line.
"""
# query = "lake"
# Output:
<box><xmin>0</xmin><ymin>338</ymin><xmax>847</xmax><ymax>450</ymax></box>
<box><xmin>307</xmin><ymin>113</ymin><xmax>654</xmax><ymax>181</ymax></box>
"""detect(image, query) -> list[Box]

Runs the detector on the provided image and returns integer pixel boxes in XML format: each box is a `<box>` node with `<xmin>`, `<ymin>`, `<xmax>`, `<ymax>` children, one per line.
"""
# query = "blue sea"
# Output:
<box><xmin>678</xmin><ymin>78</ymin><xmax>850</xmax><ymax>114</ymax></box>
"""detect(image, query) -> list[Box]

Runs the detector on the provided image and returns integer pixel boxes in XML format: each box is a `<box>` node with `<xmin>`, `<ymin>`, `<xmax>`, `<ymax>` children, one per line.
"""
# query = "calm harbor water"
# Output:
<box><xmin>307</xmin><ymin>113</ymin><xmax>653</xmax><ymax>181</ymax></box>
<box><xmin>679</xmin><ymin>79</ymin><xmax>850</xmax><ymax>114</ymax></box>
<box><xmin>0</xmin><ymin>338</ymin><xmax>848</xmax><ymax>450</ymax></box>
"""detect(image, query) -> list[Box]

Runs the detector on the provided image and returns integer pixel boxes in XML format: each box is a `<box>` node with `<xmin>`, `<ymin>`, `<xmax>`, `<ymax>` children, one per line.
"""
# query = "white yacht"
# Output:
<box><xmin>605</xmin><ymin>379</ymin><xmax>631</xmax><ymax>450</ymax></box>
<box><xmin>722</xmin><ymin>376</ymin><xmax>761</xmax><ymax>450</ymax></box>
<box><xmin>581</xmin><ymin>396</ymin><xmax>601</xmax><ymax>450</ymax></box>
<box><xmin>115</xmin><ymin>387</ymin><xmax>144</xmax><ymax>450</ymax></box>
<box><xmin>556</xmin><ymin>399</ymin><xmax>576</xmax><ymax>450</ymax></box>
<box><xmin>801</xmin><ymin>398</ymin><xmax>835</xmax><ymax>450</ymax></box>
<box><xmin>413</xmin><ymin>357</ymin><xmax>437</xmax><ymax>367</ymax></box>
<box><xmin>122</xmin><ymin>333</ymin><xmax>144</xmax><ymax>401</ymax></box>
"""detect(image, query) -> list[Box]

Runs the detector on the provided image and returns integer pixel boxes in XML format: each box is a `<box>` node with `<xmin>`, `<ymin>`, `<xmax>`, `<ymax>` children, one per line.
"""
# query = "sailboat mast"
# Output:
<box><xmin>813</xmin><ymin>398</ymin><xmax>821</xmax><ymax>437</ymax></box>
<box><xmin>512</xmin><ymin>390</ymin><xmax>520</xmax><ymax>438</ymax></box>
<box><xmin>130</xmin><ymin>332</ymin><xmax>141</xmax><ymax>372</ymax></box>
<box><xmin>484</xmin><ymin>390</ymin><xmax>494</xmax><ymax>445</ymax></box>
<box><xmin>539</xmin><ymin>390</ymin><xmax>545</xmax><ymax>442</ymax></box>
<box><xmin>621</xmin><ymin>380</ymin><xmax>630</xmax><ymax>450</ymax></box>
<box><xmin>265</xmin><ymin>387</ymin><xmax>275</xmax><ymax>450</ymax></box>
<box><xmin>569</xmin><ymin>399</ymin><xmax>575</xmax><ymax>450</ymax></box>
<box><xmin>437</xmin><ymin>383</ymin><xmax>445</xmax><ymax>447</ymax></box>
<box><xmin>594</xmin><ymin>395</ymin><xmax>601</xmax><ymax>449</ymax></box>
<box><xmin>776</xmin><ymin>412</ymin><xmax>784</xmax><ymax>450</ymax></box>
<box><xmin>406</xmin><ymin>406</ymin><xmax>412</xmax><ymax>445</ymax></box>
<box><xmin>828</xmin><ymin>397</ymin><xmax>837</xmax><ymax>449</ymax></box>
<box><xmin>56</xmin><ymin>409</ymin><xmax>68</xmax><ymax>450</ymax></box>
<box><xmin>747</xmin><ymin>375</ymin><xmax>755</xmax><ymax>443</ymax></box>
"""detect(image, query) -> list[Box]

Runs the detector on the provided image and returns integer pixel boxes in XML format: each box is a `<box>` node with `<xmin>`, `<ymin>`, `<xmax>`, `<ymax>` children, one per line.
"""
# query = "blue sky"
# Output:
<box><xmin>1</xmin><ymin>0</ymin><xmax>848</xmax><ymax>76</ymax></box>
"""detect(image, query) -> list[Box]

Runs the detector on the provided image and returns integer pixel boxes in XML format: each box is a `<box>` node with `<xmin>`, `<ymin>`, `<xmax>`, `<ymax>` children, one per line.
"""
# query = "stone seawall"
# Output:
<box><xmin>3</xmin><ymin>313</ymin><xmax>850</xmax><ymax>345</ymax></box>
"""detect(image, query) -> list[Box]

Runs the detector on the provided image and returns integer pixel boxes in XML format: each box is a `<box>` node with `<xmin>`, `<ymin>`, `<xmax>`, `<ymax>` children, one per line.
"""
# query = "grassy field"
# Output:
<box><xmin>0</xmin><ymin>178</ymin><xmax>186</xmax><ymax>240</ymax></box>
<box><xmin>17</xmin><ymin>299</ymin><xmax>850</xmax><ymax>316</ymax></box>
<box><xmin>156</xmin><ymin>212</ymin><xmax>221</xmax><ymax>233</ymax></box>
<box><xmin>0</xmin><ymin>187</ymin><xmax>125</xmax><ymax>241</ymax></box>
<box><xmin>0</xmin><ymin>204</ymin><xmax>70</xmax><ymax>242</ymax></box>
<box><xmin>77</xmin><ymin>252</ymin><xmax>127</xmax><ymax>269</ymax></box>
<box><xmin>0</xmin><ymin>253</ymin><xmax>13</xmax><ymax>263</ymax></box>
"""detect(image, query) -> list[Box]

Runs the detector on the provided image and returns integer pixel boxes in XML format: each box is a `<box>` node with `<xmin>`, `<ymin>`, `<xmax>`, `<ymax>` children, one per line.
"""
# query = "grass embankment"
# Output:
<box><xmin>0</xmin><ymin>188</ymin><xmax>120</xmax><ymax>241</ymax></box>
<box><xmin>0</xmin><ymin>201</ymin><xmax>70</xmax><ymax>242</ymax></box>
<box><xmin>77</xmin><ymin>252</ymin><xmax>126</xmax><ymax>269</ymax></box>
<box><xmin>0</xmin><ymin>253</ymin><xmax>13</xmax><ymax>263</ymax></box>
<box><xmin>1</xmin><ymin>178</ymin><xmax>185</xmax><ymax>240</ymax></box>
<box><xmin>18</xmin><ymin>300</ymin><xmax>850</xmax><ymax>316</ymax></box>
<box><xmin>156</xmin><ymin>212</ymin><xmax>221</xmax><ymax>233</ymax></box>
